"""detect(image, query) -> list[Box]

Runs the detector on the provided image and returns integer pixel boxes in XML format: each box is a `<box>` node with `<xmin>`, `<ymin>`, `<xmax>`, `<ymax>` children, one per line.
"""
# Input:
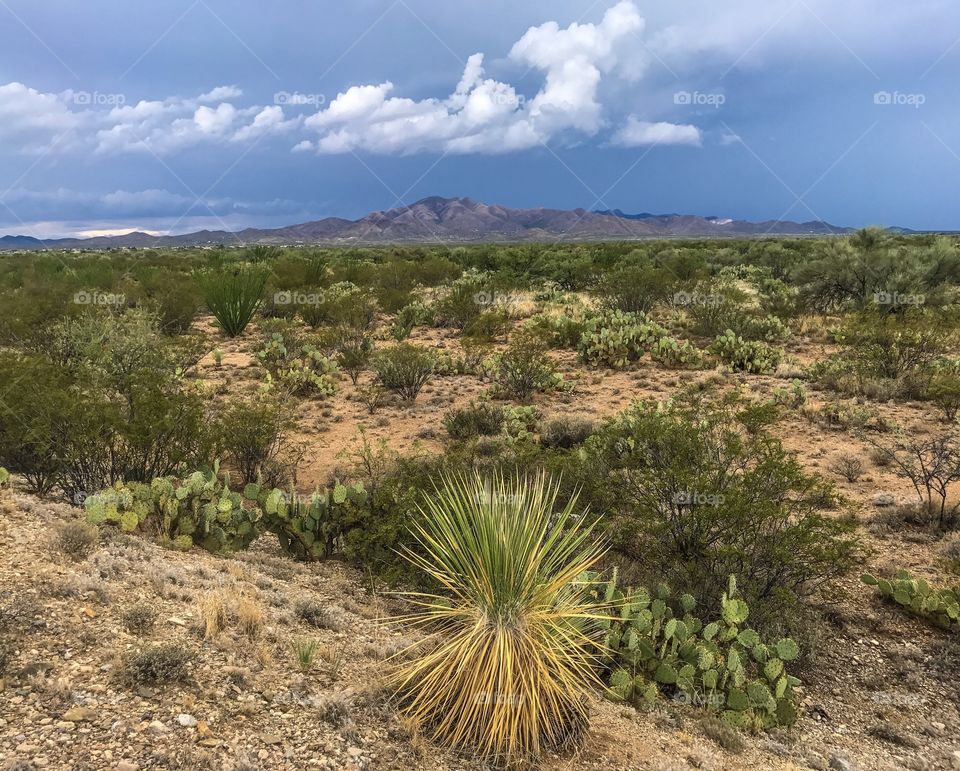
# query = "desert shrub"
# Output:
<box><xmin>54</xmin><ymin>520</ymin><xmax>99</xmax><ymax>561</ymax></box>
<box><xmin>215</xmin><ymin>395</ymin><xmax>298</xmax><ymax>486</ymax></box>
<box><xmin>700</xmin><ymin>716</ymin><xmax>746</xmax><ymax>752</ymax></box>
<box><xmin>116</xmin><ymin>642</ymin><xmax>193</xmax><ymax>686</ymax></box>
<box><xmin>862</xmin><ymin>570</ymin><xmax>959</xmax><ymax>632</ymax></box>
<box><xmin>197</xmin><ymin>266</ymin><xmax>267</xmax><ymax>337</ymax></box>
<box><xmin>295</xmin><ymin>599</ymin><xmax>342</xmax><ymax>630</ymax></box>
<box><xmin>304</xmin><ymin>282</ymin><xmax>379</xmax><ymax>332</ymax></box>
<box><xmin>575</xmin><ymin>398</ymin><xmax>859</xmax><ymax>626</ymax></box>
<box><xmin>578</xmin><ymin>310</ymin><xmax>668</xmax><ymax>369</ymax></box>
<box><xmin>597</xmin><ymin>573</ymin><xmax>800</xmax><ymax>730</ymax></box>
<box><xmin>335</xmin><ymin>335</ymin><xmax>374</xmax><ymax>385</ymax></box>
<box><xmin>391</xmin><ymin>301</ymin><xmax>434</xmax><ymax>341</ymax></box>
<box><xmin>373</xmin><ymin>343</ymin><xmax>436</xmax><ymax>402</ymax></box>
<box><xmin>830</xmin><ymin>455</ymin><xmax>864</xmax><ymax>483</ymax></box>
<box><xmin>462</xmin><ymin>309</ymin><xmax>510</xmax><ymax>342</ymax></box>
<box><xmin>539</xmin><ymin>416</ymin><xmax>595</xmax><ymax>449</ymax></box>
<box><xmin>597</xmin><ymin>262</ymin><xmax>677</xmax><ymax>314</ymax></box>
<box><xmin>434</xmin><ymin>272</ymin><xmax>497</xmax><ymax>330</ymax></box>
<box><xmin>388</xmin><ymin>471</ymin><xmax>606</xmax><ymax>764</ymax></box>
<box><xmin>808</xmin><ymin>401</ymin><xmax>892</xmax><ymax>433</ymax></box>
<box><xmin>524</xmin><ymin>312</ymin><xmax>587</xmax><ymax>349</ymax></box>
<box><xmin>869</xmin><ymin>433</ymin><xmax>960</xmax><ymax>530</ymax></box>
<box><xmin>711</xmin><ymin>331</ymin><xmax>783</xmax><ymax>375</ymax></box>
<box><xmin>443</xmin><ymin>403</ymin><xmax>505</xmax><ymax>441</ymax></box>
<box><xmin>927</xmin><ymin>373</ymin><xmax>960</xmax><ymax>422</ymax></box>
<box><xmin>772</xmin><ymin>380</ymin><xmax>807</xmax><ymax>409</ymax></box>
<box><xmin>493</xmin><ymin>332</ymin><xmax>560</xmax><ymax>400</ymax></box>
<box><xmin>122</xmin><ymin>603</ymin><xmax>158</xmax><ymax>635</ymax></box>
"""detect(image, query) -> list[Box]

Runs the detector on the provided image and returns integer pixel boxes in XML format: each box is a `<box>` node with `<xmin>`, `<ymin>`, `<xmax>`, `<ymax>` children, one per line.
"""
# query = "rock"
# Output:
<box><xmin>829</xmin><ymin>755</ymin><xmax>854</xmax><ymax>771</ymax></box>
<box><xmin>949</xmin><ymin>750</ymin><xmax>960</xmax><ymax>770</ymax></box>
<box><xmin>176</xmin><ymin>713</ymin><xmax>197</xmax><ymax>728</ymax></box>
<box><xmin>261</xmin><ymin>733</ymin><xmax>283</xmax><ymax>745</ymax></box>
<box><xmin>116</xmin><ymin>762</ymin><xmax>139</xmax><ymax>771</ymax></box>
<box><xmin>62</xmin><ymin>707</ymin><xmax>98</xmax><ymax>723</ymax></box>
<box><xmin>147</xmin><ymin>720</ymin><xmax>168</xmax><ymax>734</ymax></box>
<box><xmin>872</xmin><ymin>493</ymin><xmax>895</xmax><ymax>507</ymax></box>
<box><xmin>347</xmin><ymin>747</ymin><xmax>364</xmax><ymax>759</ymax></box>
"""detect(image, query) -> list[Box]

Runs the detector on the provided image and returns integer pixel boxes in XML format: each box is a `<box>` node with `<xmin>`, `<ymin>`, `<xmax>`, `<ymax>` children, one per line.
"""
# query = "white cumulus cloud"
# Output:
<box><xmin>612</xmin><ymin>117</ymin><xmax>702</xmax><ymax>147</ymax></box>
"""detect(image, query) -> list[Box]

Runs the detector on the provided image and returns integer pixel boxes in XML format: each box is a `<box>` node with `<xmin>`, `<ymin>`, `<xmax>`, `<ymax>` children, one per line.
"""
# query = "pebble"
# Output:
<box><xmin>116</xmin><ymin>761</ymin><xmax>139</xmax><ymax>771</ymax></box>
<box><xmin>147</xmin><ymin>720</ymin><xmax>168</xmax><ymax>734</ymax></box>
<box><xmin>61</xmin><ymin>707</ymin><xmax>98</xmax><ymax>723</ymax></box>
<box><xmin>949</xmin><ymin>750</ymin><xmax>960</xmax><ymax>770</ymax></box>
<box><xmin>176</xmin><ymin>714</ymin><xmax>197</xmax><ymax>728</ymax></box>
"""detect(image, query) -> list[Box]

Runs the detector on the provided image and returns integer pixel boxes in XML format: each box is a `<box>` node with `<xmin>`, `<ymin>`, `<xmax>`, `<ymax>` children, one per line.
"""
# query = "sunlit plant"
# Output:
<box><xmin>389</xmin><ymin>471</ymin><xmax>607</xmax><ymax>765</ymax></box>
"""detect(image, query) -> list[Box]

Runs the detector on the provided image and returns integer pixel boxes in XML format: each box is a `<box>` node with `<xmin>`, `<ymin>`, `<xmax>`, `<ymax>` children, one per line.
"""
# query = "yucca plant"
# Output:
<box><xmin>197</xmin><ymin>267</ymin><xmax>267</xmax><ymax>337</ymax></box>
<box><xmin>389</xmin><ymin>471</ymin><xmax>607</xmax><ymax>765</ymax></box>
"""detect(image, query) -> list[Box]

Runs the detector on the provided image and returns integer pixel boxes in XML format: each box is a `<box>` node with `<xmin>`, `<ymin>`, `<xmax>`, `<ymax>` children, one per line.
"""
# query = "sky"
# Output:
<box><xmin>1</xmin><ymin>0</ymin><xmax>959</xmax><ymax>238</ymax></box>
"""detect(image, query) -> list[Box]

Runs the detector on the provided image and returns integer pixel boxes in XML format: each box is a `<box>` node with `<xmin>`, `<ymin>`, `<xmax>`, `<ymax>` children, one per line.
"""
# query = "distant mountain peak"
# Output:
<box><xmin>0</xmin><ymin>196</ymin><xmax>863</xmax><ymax>250</ymax></box>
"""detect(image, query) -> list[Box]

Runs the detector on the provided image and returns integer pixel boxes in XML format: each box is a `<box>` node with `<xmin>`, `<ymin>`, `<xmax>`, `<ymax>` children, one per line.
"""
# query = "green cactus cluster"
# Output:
<box><xmin>84</xmin><ymin>463</ymin><xmax>262</xmax><ymax>554</ymax></box>
<box><xmin>772</xmin><ymin>379</ymin><xmax>808</xmax><ymax>408</ymax></box>
<box><xmin>863</xmin><ymin>570</ymin><xmax>960</xmax><ymax>632</ymax></box>
<box><xmin>578</xmin><ymin>310</ymin><xmax>668</xmax><ymax>369</ymax></box>
<box><xmin>0</xmin><ymin>467</ymin><xmax>9</xmax><ymax>488</ymax></box>
<box><xmin>82</xmin><ymin>467</ymin><xmax>370</xmax><ymax>561</ymax></box>
<box><xmin>257</xmin><ymin>334</ymin><xmax>339</xmax><ymax>397</ymax></box>
<box><xmin>595</xmin><ymin>572</ymin><xmax>800</xmax><ymax>730</ymax></box>
<box><xmin>711</xmin><ymin>330</ymin><xmax>783</xmax><ymax>375</ymax></box>
<box><xmin>649</xmin><ymin>337</ymin><xmax>706</xmax><ymax>370</ymax></box>
<box><xmin>502</xmin><ymin>405</ymin><xmax>541</xmax><ymax>444</ymax></box>
<box><xmin>260</xmin><ymin>481</ymin><xmax>368</xmax><ymax>560</ymax></box>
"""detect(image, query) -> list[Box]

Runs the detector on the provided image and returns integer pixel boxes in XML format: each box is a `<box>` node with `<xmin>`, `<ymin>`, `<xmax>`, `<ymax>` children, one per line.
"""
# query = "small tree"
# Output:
<box><xmin>373</xmin><ymin>344</ymin><xmax>436</xmax><ymax>402</ymax></box>
<box><xmin>493</xmin><ymin>332</ymin><xmax>558</xmax><ymax>401</ymax></box>
<box><xmin>870</xmin><ymin>433</ymin><xmax>960</xmax><ymax>530</ymax></box>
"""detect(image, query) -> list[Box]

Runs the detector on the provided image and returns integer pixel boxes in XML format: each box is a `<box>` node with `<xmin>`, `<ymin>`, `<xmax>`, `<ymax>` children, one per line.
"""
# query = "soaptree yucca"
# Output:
<box><xmin>390</xmin><ymin>471</ymin><xmax>607</xmax><ymax>764</ymax></box>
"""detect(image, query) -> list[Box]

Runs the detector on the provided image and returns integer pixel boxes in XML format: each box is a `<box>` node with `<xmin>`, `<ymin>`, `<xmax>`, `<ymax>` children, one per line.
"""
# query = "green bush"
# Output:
<box><xmin>443</xmin><ymin>403</ymin><xmax>505</xmax><ymax>441</ymax></box>
<box><xmin>116</xmin><ymin>643</ymin><xmax>193</xmax><ymax>686</ymax></box>
<box><xmin>597</xmin><ymin>262</ymin><xmax>678</xmax><ymax>314</ymax></box>
<box><xmin>539</xmin><ymin>416</ymin><xmax>595</xmax><ymax>449</ymax></box>
<box><xmin>927</xmin><ymin>373</ymin><xmax>960</xmax><ymax>422</ymax></box>
<box><xmin>597</xmin><ymin>573</ymin><xmax>800</xmax><ymax>730</ymax></box>
<box><xmin>863</xmin><ymin>570</ymin><xmax>959</xmax><ymax>632</ymax></box>
<box><xmin>574</xmin><ymin>398</ymin><xmax>859</xmax><ymax>626</ymax></box>
<box><xmin>197</xmin><ymin>267</ymin><xmax>267</xmax><ymax>337</ymax></box>
<box><xmin>493</xmin><ymin>332</ymin><xmax>559</xmax><ymax>400</ymax></box>
<box><xmin>215</xmin><ymin>395</ymin><xmax>297</xmax><ymax>486</ymax></box>
<box><xmin>373</xmin><ymin>343</ymin><xmax>436</xmax><ymax>402</ymax></box>
<box><xmin>711</xmin><ymin>331</ymin><xmax>783</xmax><ymax>374</ymax></box>
<box><xmin>523</xmin><ymin>312</ymin><xmax>587</xmax><ymax>349</ymax></box>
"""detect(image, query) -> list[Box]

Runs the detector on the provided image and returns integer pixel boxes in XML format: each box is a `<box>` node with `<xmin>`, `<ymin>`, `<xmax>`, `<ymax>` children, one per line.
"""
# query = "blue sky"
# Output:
<box><xmin>1</xmin><ymin>0</ymin><xmax>958</xmax><ymax>237</ymax></box>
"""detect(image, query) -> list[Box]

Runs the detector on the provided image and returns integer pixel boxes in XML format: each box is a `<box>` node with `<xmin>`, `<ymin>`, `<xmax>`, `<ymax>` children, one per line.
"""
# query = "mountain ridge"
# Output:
<box><xmin>0</xmin><ymin>196</ymin><xmax>872</xmax><ymax>250</ymax></box>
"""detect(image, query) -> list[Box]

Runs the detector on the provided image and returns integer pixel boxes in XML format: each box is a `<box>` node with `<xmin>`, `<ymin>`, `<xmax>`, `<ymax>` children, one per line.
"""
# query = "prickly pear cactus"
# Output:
<box><xmin>650</xmin><ymin>337</ymin><xmax>705</xmax><ymax>370</ymax></box>
<box><xmin>261</xmin><ymin>481</ymin><xmax>368</xmax><ymax>561</ymax></box>
<box><xmin>84</xmin><ymin>464</ymin><xmax>263</xmax><ymax>554</ymax></box>
<box><xmin>711</xmin><ymin>330</ymin><xmax>783</xmax><ymax>375</ymax></box>
<box><xmin>578</xmin><ymin>310</ymin><xmax>669</xmax><ymax>369</ymax></box>
<box><xmin>0</xmin><ymin>467</ymin><xmax>9</xmax><ymax>489</ymax></box>
<box><xmin>863</xmin><ymin>571</ymin><xmax>960</xmax><ymax>632</ymax></box>
<box><xmin>593</xmin><ymin>571</ymin><xmax>801</xmax><ymax>730</ymax></box>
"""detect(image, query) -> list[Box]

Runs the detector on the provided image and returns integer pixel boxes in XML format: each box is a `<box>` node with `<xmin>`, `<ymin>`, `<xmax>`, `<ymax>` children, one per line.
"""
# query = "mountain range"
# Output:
<box><xmin>0</xmin><ymin>196</ymin><xmax>869</xmax><ymax>250</ymax></box>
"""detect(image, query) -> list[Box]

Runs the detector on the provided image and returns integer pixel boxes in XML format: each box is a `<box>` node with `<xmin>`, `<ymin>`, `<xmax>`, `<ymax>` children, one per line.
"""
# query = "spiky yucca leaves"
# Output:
<box><xmin>389</xmin><ymin>471</ymin><xmax>607</xmax><ymax>765</ymax></box>
<box><xmin>197</xmin><ymin>267</ymin><xmax>268</xmax><ymax>338</ymax></box>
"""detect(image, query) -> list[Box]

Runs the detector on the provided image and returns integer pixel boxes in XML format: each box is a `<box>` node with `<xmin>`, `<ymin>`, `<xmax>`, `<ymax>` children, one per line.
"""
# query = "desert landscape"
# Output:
<box><xmin>0</xmin><ymin>234</ymin><xmax>958</xmax><ymax>770</ymax></box>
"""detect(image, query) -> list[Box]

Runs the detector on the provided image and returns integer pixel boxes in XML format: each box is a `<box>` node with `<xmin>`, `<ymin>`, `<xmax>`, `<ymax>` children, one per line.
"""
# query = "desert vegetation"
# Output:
<box><xmin>1</xmin><ymin>230</ymin><xmax>960</xmax><ymax>768</ymax></box>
